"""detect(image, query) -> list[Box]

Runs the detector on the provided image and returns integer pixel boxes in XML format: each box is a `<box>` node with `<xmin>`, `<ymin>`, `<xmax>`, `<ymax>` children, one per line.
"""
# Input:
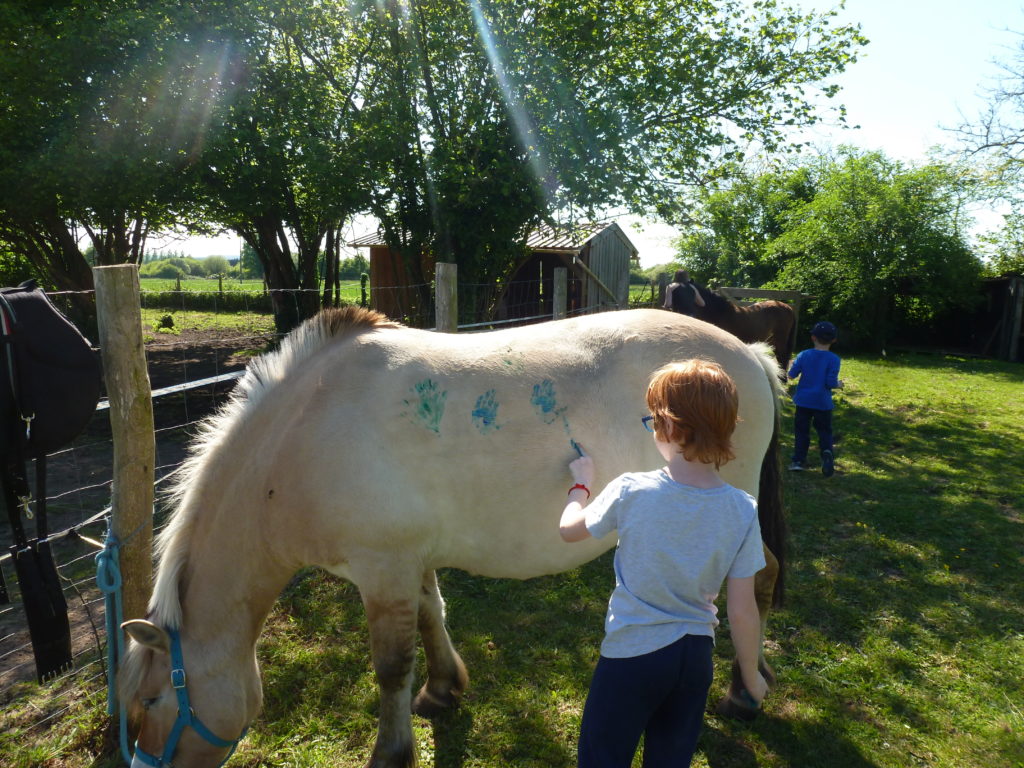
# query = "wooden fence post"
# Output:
<box><xmin>94</xmin><ymin>265</ymin><xmax>155</xmax><ymax>623</ymax></box>
<box><xmin>435</xmin><ymin>262</ymin><xmax>458</xmax><ymax>332</ymax></box>
<box><xmin>1007</xmin><ymin>277</ymin><xmax>1023</xmax><ymax>361</ymax></box>
<box><xmin>553</xmin><ymin>267</ymin><xmax>567</xmax><ymax>319</ymax></box>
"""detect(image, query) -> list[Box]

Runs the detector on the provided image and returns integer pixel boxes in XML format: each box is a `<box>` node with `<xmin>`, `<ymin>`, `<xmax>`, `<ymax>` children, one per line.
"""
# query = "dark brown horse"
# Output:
<box><xmin>692</xmin><ymin>284</ymin><xmax>797</xmax><ymax>371</ymax></box>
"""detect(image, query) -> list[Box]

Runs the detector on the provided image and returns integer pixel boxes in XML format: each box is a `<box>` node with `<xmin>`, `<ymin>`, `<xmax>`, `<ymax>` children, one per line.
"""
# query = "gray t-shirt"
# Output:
<box><xmin>585</xmin><ymin>470</ymin><xmax>766</xmax><ymax>658</ymax></box>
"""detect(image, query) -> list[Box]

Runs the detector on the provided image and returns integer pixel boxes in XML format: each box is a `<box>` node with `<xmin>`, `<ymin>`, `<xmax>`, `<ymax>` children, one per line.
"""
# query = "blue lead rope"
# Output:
<box><xmin>95</xmin><ymin>525</ymin><xmax>247</xmax><ymax>767</ymax></box>
<box><xmin>96</xmin><ymin>526</ymin><xmax>132</xmax><ymax>766</ymax></box>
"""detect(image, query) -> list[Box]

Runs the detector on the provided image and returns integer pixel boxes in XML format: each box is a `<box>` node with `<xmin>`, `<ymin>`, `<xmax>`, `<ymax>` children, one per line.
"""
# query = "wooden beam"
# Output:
<box><xmin>435</xmin><ymin>262</ymin><xmax>458</xmax><ymax>332</ymax></box>
<box><xmin>93</xmin><ymin>265</ymin><xmax>155</xmax><ymax>623</ymax></box>
<box><xmin>717</xmin><ymin>287</ymin><xmax>813</xmax><ymax>302</ymax></box>
<box><xmin>572</xmin><ymin>255</ymin><xmax>620</xmax><ymax>308</ymax></box>
<box><xmin>552</xmin><ymin>267</ymin><xmax>567</xmax><ymax>319</ymax></box>
<box><xmin>1008</xmin><ymin>277</ymin><xmax>1023</xmax><ymax>361</ymax></box>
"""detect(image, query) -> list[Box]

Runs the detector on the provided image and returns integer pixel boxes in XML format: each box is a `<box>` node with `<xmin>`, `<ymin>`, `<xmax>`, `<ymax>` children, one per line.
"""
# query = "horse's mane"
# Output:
<box><xmin>147</xmin><ymin>307</ymin><xmax>399</xmax><ymax>630</ymax></box>
<box><xmin>693</xmin><ymin>282</ymin><xmax>733</xmax><ymax>313</ymax></box>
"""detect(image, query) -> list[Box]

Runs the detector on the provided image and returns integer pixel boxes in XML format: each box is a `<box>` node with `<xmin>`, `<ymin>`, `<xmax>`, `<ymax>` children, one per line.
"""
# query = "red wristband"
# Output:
<box><xmin>568</xmin><ymin>483</ymin><xmax>591</xmax><ymax>499</ymax></box>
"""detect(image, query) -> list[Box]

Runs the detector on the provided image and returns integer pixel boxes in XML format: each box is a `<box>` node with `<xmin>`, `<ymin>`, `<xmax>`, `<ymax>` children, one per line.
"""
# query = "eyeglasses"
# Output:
<box><xmin>641</xmin><ymin>415</ymin><xmax>655</xmax><ymax>432</ymax></box>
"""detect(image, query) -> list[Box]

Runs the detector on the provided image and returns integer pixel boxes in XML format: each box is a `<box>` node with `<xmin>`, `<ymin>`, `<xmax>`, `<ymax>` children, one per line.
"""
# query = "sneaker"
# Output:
<box><xmin>821</xmin><ymin>449</ymin><xmax>835</xmax><ymax>477</ymax></box>
<box><xmin>788</xmin><ymin>461</ymin><xmax>805</xmax><ymax>471</ymax></box>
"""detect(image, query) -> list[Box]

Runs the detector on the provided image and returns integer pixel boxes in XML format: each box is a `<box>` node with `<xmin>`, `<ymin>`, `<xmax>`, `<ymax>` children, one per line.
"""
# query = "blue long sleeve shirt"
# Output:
<box><xmin>788</xmin><ymin>348</ymin><xmax>841</xmax><ymax>410</ymax></box>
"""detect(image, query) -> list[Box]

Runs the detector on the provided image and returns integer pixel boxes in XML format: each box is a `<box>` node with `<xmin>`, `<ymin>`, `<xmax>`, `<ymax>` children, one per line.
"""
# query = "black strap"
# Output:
<box><xmin>35</xmin><ymin>454</ymin><xmax>46</xmax><ymax>539</ymax></box>
<box><xmin>2</xmin><ymin>462</ymin><xmax>29</xmax><ymax>549</ymax></box>
<box><xmin>0</xmin><ymin>293</ymin><xmax>25</xmax><ymax>424</ymax></box>
<box><xmin>0</xmin><ymin>289</ymin><xmax>44</xmax><ymax>548</ymax></box>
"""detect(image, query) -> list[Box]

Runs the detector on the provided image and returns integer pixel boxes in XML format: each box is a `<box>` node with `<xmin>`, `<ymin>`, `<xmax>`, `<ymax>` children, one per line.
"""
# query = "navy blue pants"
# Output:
<box><xmin>792</xmin><ymin>406</ymin><xmax>833</xmax><ymax>464</ymax></box>
<box><xmin>578</xmin><ymin>634</ymin><xmax>714</xmax><ymax>768</ymax></box>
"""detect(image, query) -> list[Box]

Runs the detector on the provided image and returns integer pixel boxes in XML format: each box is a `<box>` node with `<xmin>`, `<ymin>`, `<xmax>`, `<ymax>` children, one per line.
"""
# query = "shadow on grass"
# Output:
<box><xmin>258</xmin><ymin>564</ymin><xmax>601</xmax><ymax>766</ymax></box>
<box><xmin>430</xmin><ymin>707</ymin><xmax>473</xmax><ymax>768</ymax></box>
<box><xmin>778</xmin><ymin>384</ymin><xmax>1023</xmax><ymax>650</ymax></box>
<box><xmin>704</xmin><ymin>713</ymin><xmax>884</xmax><ymax>768</ymax></box>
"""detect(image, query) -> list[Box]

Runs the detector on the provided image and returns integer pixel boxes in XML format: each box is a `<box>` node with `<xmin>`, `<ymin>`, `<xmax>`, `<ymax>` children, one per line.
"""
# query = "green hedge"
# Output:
<box><xmin>140</xmin><ymin>289</ymin><xmax>274</xmax><ymax>313</ymax></box>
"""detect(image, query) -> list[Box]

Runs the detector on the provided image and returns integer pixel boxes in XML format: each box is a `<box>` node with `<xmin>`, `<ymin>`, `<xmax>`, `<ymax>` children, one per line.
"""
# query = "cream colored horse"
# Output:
<box><xmin>118</xmin><ymin>307</ymin><xmax>784</xmax><ymax>768</ymax></box>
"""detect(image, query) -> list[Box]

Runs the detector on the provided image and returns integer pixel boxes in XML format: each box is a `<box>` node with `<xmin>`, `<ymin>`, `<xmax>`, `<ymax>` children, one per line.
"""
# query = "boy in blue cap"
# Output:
<box><xmin>787</xmin><ymin>320</ymin><xmax>843</xmax><ymax>476</ymax></box>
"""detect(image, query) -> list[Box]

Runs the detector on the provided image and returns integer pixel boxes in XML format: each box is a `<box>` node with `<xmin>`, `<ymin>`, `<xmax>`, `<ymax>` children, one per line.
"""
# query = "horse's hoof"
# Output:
<box><xmin>364</xmin><ymin>744</ymin><xmax>417</xmax><ymax>768</ymax></box>
<box><xmin>714</xmin><ymin>692</ymin><xmax>761</xmax><ymax>722</ymax></box>
<box><xmin>412</xmin><ymin>685</ymin><xmax>460</xmax><ymax>718</ymax></box>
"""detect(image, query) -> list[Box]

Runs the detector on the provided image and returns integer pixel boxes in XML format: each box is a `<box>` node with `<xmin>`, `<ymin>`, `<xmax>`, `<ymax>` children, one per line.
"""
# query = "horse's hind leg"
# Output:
<box><xmin>413</xmin><ymin>569</ymin><xmax>468</xmax><ymax>717</ymax></box>
<box><xmin>359</xmin><ymin>563</ymin><xmax>421</xmax><ymax>768</ymax></box>
<box><xmin>716</xmin><ymin>544</ymin><xmax>779</xmax><ymax>721</ymax></box>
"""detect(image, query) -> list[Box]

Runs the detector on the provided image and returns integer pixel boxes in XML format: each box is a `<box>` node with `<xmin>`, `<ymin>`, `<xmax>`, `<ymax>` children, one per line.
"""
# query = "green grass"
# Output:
<box><xmin>140</xmin><ymin>277</ymin><xmax>270</xmax><ymax>292</ymax></box>
<box><xmin>139</xmin><ymin>277</ymin><xmax>363</xmax><ymax>299</ymax></box>
<box><xmin>1</xmin><ymin>352</ymin><xmax>1021</xmax><ymax>767</ymax></box>
<box><xmin>140</xmin><ymin>306</ymin><xmax>277</xmax><ymax>340</ymax></box>
<box><xmin>629</xmin><ymin>282</ymin><xmax>658</xmax><ymax>306</ymax></box>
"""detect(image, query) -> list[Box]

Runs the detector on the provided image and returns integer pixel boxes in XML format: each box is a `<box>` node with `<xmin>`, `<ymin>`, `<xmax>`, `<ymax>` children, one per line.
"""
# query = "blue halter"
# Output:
<box><xmin>132</xmin><ymin>628</ymin><xmax>248</xmax><ymax>767</ymax></box>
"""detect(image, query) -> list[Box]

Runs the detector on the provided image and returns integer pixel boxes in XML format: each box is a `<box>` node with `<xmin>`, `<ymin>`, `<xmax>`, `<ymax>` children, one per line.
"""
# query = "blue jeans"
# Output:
<box><xmin>578</xmin><ymin>634</ymin><xmax>714</xmax><ymax>768</ymax></box>
<box><xmin>792</xmin><ymin>406</ymin><xmax>833</xmax><ymax>464</ymax></box>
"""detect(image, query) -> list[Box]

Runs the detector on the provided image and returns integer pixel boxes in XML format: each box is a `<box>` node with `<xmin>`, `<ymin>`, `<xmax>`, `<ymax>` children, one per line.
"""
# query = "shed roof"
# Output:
<box><xmin>525</xmin><ymin>222</ymin><xmax>609</xmax><ymax>252</ymax></box>
<box><xmin>349</xmin><ymin>221</ymin><xmax>635</xmax><ymax>255</ymax></box>
<box><xmin>348</xmin><ymin>229</ymin><xmax>396</xmax><ymax>248</ymax></box>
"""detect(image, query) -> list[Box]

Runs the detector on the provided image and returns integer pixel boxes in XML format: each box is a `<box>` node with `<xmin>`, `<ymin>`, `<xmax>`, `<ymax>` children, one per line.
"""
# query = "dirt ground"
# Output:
<box><xmin>0</xmin><ymin>326</ymin><xmax>274</xmax><ymax>693</ymax></box>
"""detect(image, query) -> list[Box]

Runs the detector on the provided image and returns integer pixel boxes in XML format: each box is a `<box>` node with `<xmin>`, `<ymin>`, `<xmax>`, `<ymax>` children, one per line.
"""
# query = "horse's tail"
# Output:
<box><xmin>779</xmin><ymin>306</ymin><xmax>798</xmax><ymax>372</ymax></box>
<box><xmin>748</xmin><ymin>342</ymin><xmax>787</xmax><ymax>607</ymax></box>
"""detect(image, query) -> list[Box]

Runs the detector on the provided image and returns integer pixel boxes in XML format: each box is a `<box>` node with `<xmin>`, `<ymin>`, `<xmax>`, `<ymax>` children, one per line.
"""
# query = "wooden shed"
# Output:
<box><xmin>347</xmin><ymin>231</ymin><xmax>435</xmax><ymax>322</ymax></box>
<box><xmin>349</xmin><ymin>221</ymin><xmax>639</xmax><ymax>322</ymax></box>
<box><xmin>978</xmin><ymin>274</ymin><xmax>1024</xmax><ymax>361</ymax></box>
<box><xmin>498</xmin><ymin>222</ymin><xmax>639</xmax><ymax>320</ymax></box>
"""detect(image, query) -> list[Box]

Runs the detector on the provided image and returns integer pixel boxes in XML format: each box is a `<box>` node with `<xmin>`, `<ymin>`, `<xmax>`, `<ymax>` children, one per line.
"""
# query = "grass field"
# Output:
<box><xmin>139</xmin><ymin>306</ymin><xmax>278</xmax><ymax>340</ymax></box>
<box><xmin>1</xmin><ymin>349</ymin><xmax>1021</xmax><ymax>768</ymax></box>
<box><xmin>138</xmin><ymin>277</ymin><xmax>366</xmax><ymax>306</ymax></box>
<box><xmin>140</xmin><ymin>277</ymin><xmax>269</xmax><ymax>292</ymax></box>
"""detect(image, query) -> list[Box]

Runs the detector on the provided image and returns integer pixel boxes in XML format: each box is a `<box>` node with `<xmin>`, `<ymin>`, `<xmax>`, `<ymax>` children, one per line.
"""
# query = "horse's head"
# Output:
<box><xmin>119</xmin><ymin>620</ymin><xmax>261</xmax><ymax>768</ymax></box>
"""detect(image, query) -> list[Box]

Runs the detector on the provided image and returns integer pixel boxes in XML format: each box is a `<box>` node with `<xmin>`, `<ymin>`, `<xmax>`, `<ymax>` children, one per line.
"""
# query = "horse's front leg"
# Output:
<box><xmin>359</xmin><ymin>565</ymin><xmax>421</xmax><ymax>768</ymax></box>
<box><xmin>716</xmin><ymin>543</ymin><xmax>779</xmax><ymax>721</ymax></box>
<box><xmin>413</xmin><ymin>569</ymin><xmax>468</xmax><ymax>717</ymax></box>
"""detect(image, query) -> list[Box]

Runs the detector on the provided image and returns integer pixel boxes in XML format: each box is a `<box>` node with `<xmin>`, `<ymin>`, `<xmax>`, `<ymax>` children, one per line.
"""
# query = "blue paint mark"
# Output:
<box><xmin>531</xmin><ymin>379</ymin><xmax>568</xmax><ymax>426</ymax></box>
<box><xmin>472</xmin><ymin>390</ymin><xmax>502</xmax><ymax>434</ymax></box>
<box><xmin>402</xmin><ymin>379</ymin><xmax>447</xmax><ymax>434</ymax></box>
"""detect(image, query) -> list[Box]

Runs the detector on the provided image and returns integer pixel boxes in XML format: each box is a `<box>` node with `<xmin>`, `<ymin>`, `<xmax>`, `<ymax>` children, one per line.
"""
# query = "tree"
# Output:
<box><xmin>954</xmin><ymin>26</ymin><xmax>1024</xmax><ymax>279</ymax></box>
<box><xmin>0</xmin><ymin>243</ymin><xmax>42</xmax><ymax>287</ymax></box>
<box><xmin>2</xmin><ymin>0</ymin><xmax>866</xmax><ymax>331</ymax></box>
<box><xmin>202</xmin><ymin>255</ymin><xmax>232</xmax><ymax>277</ymax></box>
<box><xmin>978</xmin><ymin>212</ymin><xmax>1024</xmax><ymax>275</ymax></box>
<box><xmin>196</xmin><ymin>0</ymin><xmax>376</xmax><ymax>331</ymax></box>
<box><xmin>674</xmin><ymin>163</ymin><xmax>818</xmax><ymax>286</ymax></box>
<box><xmin>957</xmin><ymin>30</ymin><xmax>1024</xmax><ymax>181</ymax></box>
<box><xmin>772</xmin><ymin>151</ymin><xmax>982</xmax><ymax>349</ymax></box>
<box><xmin>674</xmin><ymin>150</ymin><xmax>984</xmax><ymax>349</ymax></box>
<box><xmin>357</xmin><ymin>0</ymin><xmax>866</xmax><ymax>318</ymax></box>
<box><xmin>336</xmin><ymin>253</ymin><xmax>370</xmax><ymax>281</ymax></box>
<box><xmin>0</xmin><ymin>1</ymin><xmax>240</xmax><ymax>303</ymax></box>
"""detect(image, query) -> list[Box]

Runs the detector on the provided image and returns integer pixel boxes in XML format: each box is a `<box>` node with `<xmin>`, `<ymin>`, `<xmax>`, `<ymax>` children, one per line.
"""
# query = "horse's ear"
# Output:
<box><xmin>123</xmin><ymin>619</ymin><xmax>171</xmax><ymax>654</ymax></box>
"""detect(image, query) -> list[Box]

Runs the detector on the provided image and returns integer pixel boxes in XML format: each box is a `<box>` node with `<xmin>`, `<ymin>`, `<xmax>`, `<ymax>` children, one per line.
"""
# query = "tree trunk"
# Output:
<box><xmin>238</xmin><ymin>216</ymin><xmax>324</xmax><ymax>336</ymax></box>
<box><xmin>322</xmin><ymin>226</ymin><xmax>337</xmax><ymax>308</ymax></box>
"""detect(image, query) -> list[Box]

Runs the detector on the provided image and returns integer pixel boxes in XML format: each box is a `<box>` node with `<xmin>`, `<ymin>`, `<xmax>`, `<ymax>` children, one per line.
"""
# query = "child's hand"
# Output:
<box><xmin>569</xmin><ymin>455</ymin><xmax>595</xmax><ymax>487</ymax></box>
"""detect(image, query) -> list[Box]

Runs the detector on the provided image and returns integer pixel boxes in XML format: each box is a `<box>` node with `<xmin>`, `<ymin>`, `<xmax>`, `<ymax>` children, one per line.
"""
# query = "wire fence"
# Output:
<box><xmin>0</xmin><ymin>275</ymin><xmax>659</xmax><ymax>740</ymax></box>
<box><xmin>0</xmin><ymin>288</ymin><xmax>277</xmax><ymax>736</ymax></box>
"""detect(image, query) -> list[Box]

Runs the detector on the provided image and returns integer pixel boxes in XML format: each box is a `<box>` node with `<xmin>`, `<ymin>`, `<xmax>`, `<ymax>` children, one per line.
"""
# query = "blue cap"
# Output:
<box><xmin>811</xmin><ymin>321</ymin><xmax>837</xmax><ymax>341</ymax></box>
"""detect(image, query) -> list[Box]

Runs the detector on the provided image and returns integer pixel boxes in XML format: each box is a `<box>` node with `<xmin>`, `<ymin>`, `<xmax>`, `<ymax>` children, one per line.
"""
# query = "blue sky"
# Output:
<box><xmin>795</xmin><ymin>0</ymin><xmax>1020</xmax><ymax>161</ymax></box>
<box><xmin>160</xmin><ymin>1</ymin><xmax>1024</xmax><ymax>266</ymax></box>
<box><xmin>625</xmin><ymin>0</ymin><xmax>1024</xmax><ymax>266</ymax></box>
